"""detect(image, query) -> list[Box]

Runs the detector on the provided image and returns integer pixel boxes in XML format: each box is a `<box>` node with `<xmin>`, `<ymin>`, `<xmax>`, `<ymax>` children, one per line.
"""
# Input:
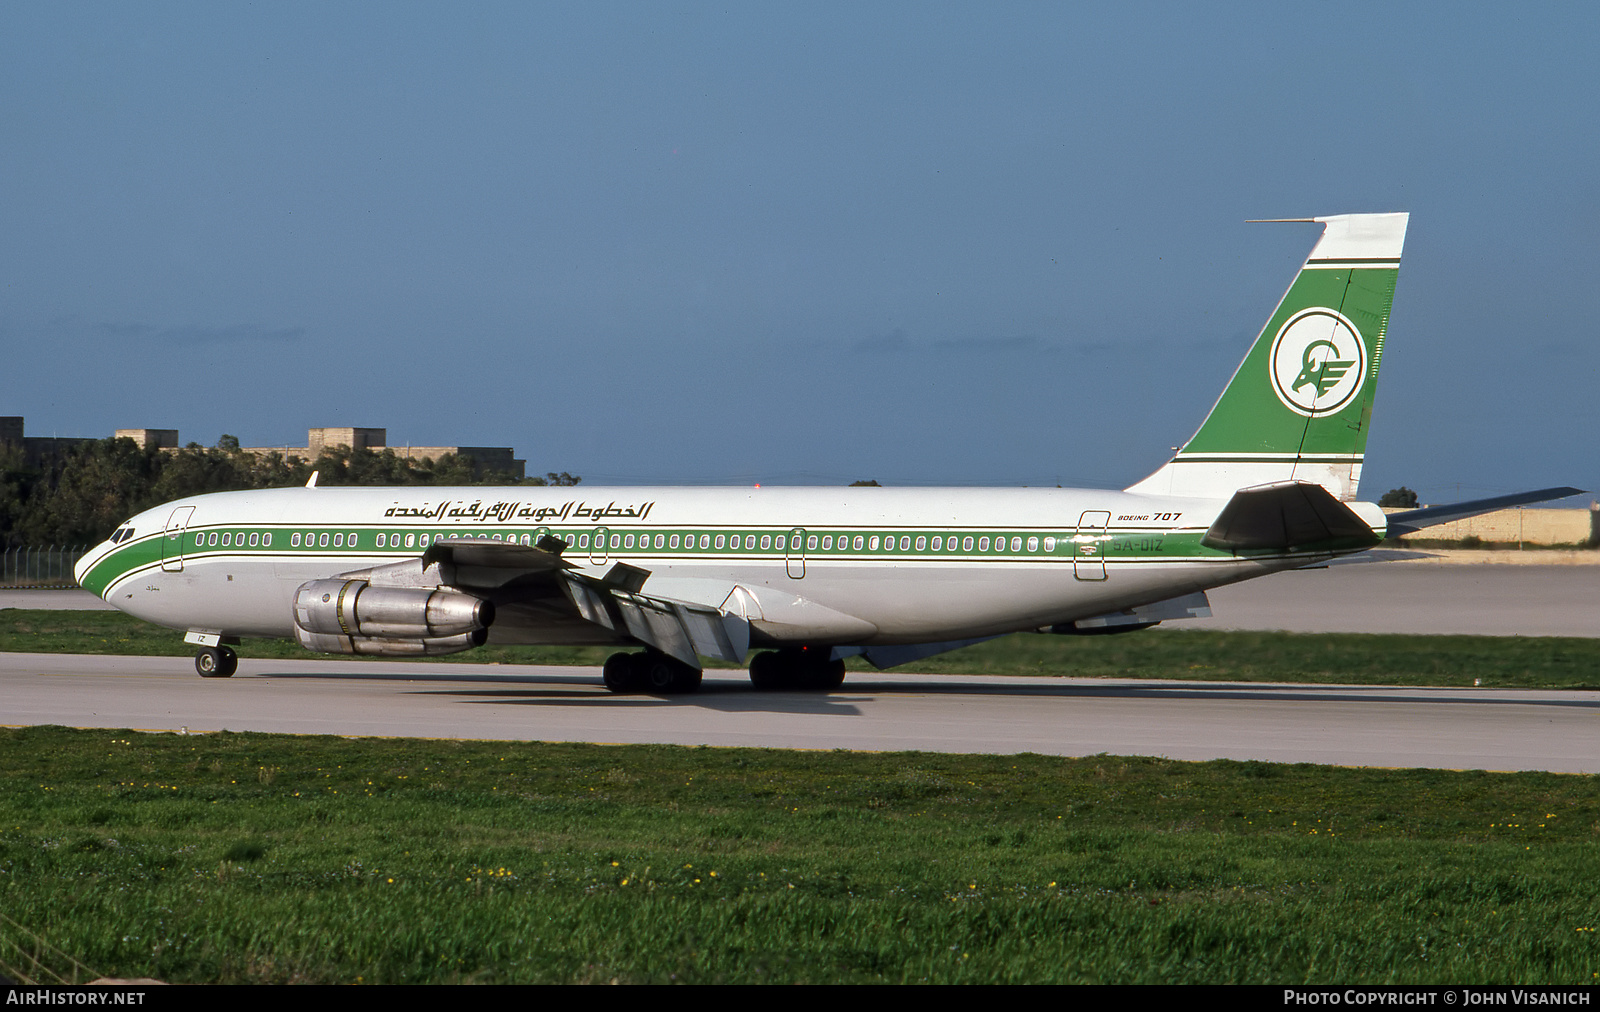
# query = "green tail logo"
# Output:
<box><xmin>1127</xmin><ymin>213</ymin><xmax>1407</xmax><ymax>502</ymax></box>
<box><xmin>1272</xmin><ymin>308</ymin><xmax>1367</xmax><ymax>414</ymax></box>
<box><xmin>1292</xmin><ymin>343</ymin><xmax>1353</xmax><ymax>399</ymax></box>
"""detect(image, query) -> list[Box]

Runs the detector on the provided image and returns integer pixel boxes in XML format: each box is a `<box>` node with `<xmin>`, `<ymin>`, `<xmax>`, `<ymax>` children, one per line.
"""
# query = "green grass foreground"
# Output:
<box><xmin>3</xmin><ymin>727</ymin><xmax>1600</xmax><ymax>984</ymax></box>
<box><xmin>5</xmin><ymin>608</ymin><xmax>1600</xmax><ymax>688</ymax></box>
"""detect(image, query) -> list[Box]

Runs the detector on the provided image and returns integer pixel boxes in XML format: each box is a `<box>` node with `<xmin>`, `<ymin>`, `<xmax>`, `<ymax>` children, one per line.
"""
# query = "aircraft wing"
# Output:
<box><xmin>345</xmin><ymin>536</ymin><xmax>749</xmax><ymax>667</ymax></box>
<box><xmin>1383</xmin><ymin>487</ymin><xmax>1585</xmax><ymax>537</ymax></box>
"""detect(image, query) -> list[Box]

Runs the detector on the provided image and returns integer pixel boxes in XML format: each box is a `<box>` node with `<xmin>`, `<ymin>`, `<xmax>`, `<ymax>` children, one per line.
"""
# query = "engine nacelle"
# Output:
<box><xmin>292</xmin><ymin>579</ymin><xmax>494</xmax><ymax>657</ymax></box>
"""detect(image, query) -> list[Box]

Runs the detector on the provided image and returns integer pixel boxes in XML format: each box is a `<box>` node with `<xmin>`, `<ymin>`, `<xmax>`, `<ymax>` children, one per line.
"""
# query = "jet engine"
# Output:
<box><xmin>292</xmin><ymin>579</ymin><xmax>494</xmax><ymax>657</ymax></box>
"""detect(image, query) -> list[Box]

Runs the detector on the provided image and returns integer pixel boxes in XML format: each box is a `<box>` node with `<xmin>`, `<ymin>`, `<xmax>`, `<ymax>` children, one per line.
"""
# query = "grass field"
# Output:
<box><xmin>3</xmin><ymin>726</ymin><xmax>1600</xmax><ymax>984</ymax></box>
<box><xmin>5</xmin><ymin>608</ymin><xmax>1600</xmax><ymax>689</ymax></box>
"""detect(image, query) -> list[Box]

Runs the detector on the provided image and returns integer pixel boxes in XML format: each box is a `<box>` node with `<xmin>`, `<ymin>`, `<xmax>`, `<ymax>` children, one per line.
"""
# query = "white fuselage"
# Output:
<box><xmin>77</xmin><ymin>484</ymin><xmax>1377</xmax><ymax>648</ymax></box>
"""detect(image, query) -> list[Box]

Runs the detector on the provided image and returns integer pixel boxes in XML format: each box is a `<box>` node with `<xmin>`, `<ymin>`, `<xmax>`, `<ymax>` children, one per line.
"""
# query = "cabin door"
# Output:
<box><xmin>1073</xmin><ymin>511</ymin><xmax>1110</xmax><ymax>581</ymax></box>
<box><xmin>786</xmin><ymin>527</ymin><xmax>806</xmax><ymax>579</ymax></box>
<box><xmin>162</xmin><ymin>506</ymin><xmax>195</xmax><ymax>573</ymax></box>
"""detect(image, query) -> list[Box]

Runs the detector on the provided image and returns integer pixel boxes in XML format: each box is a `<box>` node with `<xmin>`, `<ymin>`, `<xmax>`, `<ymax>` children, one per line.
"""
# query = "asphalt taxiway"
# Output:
<box><xmin>5</xmin><ymin>651</ymin><xmax>1599</xmax><ymax>773</ymax></box>
<box><xmin>4</xmin><ymin>560</ymin><xmax>1596</xmax><ymax>769</ymax></box>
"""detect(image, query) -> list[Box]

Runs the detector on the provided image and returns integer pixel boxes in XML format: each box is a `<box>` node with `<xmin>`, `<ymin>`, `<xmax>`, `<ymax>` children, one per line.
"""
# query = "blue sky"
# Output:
<box><xmin>3</xmin><ymin>3</ymin><xmax>1596</xmax><ymax>503</ymax></box>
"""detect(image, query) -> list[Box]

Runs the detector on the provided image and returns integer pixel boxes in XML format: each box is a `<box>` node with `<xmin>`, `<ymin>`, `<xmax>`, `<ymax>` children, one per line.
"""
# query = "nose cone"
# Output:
<box><xmin>74</xmin><ymin>539</ymin><xmax>112</xmax><ymax>595</ymax></box>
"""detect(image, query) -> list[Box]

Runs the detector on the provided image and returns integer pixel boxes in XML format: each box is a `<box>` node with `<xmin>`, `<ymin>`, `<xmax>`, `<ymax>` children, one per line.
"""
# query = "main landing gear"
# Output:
<box><xmin>602</xmin><ymin>649</ymin><xmax>704</xmax><ymax>694</ymax></box>
<box><xmin>195</xmin><ymin>646</ymin><xmax>238</xmax><ymax>678</ymax></box>
<box><xmin>748</xmin><ymin>649</ymin><xmax>846</xmax><ymax>692</ymax></box>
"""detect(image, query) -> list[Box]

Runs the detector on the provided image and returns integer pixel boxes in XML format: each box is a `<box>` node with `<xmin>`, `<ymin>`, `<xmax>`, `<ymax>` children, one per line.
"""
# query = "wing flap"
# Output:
<box><xmin>559</xmin><ymin>572</ymin><xmax>748</xmax><ymax>666</ymax></box>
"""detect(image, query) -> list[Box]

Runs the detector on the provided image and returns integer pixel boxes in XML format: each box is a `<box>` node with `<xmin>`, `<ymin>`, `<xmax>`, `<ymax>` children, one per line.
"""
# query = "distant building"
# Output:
<box><xmin>242</xmin><ymin>427</ymin><xmax>525</xmax><ymax>479</ymax></box>
<box><xmin>0</xmin><ymin>416</ymin><xmax>99</xmax><ymax>467</ymax></box>
<box><xmin>114</xmin><ymin>429</ymin><xmax>179</xmax><ymax>450</ymax></box>
<box><xmin>2</xmin><ymin>417</ymin><xmax>525</xmax><ymax>479</ymax></box>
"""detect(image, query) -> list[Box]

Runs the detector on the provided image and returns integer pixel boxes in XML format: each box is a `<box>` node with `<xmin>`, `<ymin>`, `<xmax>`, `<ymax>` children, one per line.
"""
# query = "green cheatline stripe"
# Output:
<box><xmin>1171</xmin><ymin>455</ymin><xmax>1363</xmax><ymax>462</ymax></box>
<box><xmin>1307</xmin><ymin>257</ymin><xmax>1400</xmax><ymax>264</ymax></box>
<box><xmin>84</xmin><ymin>519</ymin><xmax>1377</xmax><ymax>600</ymax></box>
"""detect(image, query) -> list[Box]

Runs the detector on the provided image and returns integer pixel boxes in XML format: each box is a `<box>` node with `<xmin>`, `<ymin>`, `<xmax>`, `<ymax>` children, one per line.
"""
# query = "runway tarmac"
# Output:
<box><xmin>6</xmin><ymin>651</ymin><xmax>1599</xmax><ymax>773</ymax></box>
<box><xmin>1193</xmin><ymin>561</ymin><xmax>1600</xmax><ymax>637</ymax></box>
<box><xmin>4</xmin><ymin>561</ymin><xmax>1596</xmax><ymax>769</ymax></box>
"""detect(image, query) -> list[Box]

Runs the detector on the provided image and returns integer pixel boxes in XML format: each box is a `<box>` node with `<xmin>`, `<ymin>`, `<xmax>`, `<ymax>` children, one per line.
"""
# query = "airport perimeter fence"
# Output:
<box><xmin>0</xmin><ymin>545</ymin><xmax>89</xmax><ymax>588</ymax></box>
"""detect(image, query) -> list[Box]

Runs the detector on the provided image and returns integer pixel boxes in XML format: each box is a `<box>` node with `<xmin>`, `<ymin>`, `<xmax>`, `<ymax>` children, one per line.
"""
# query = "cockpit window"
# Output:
<box><xmin>109</xmin><ymin>527</ymin><xmax>135</xmax><ymax>544</ymax></box>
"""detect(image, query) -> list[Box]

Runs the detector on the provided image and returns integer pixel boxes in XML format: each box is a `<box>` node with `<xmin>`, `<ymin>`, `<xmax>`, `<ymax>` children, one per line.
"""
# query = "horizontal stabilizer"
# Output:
<box><xmin>1384</xmin><ymin>487</ymin><xmax>1585</xmax><ymax>537</ymax></box>
<box><xmin>1202</xmin><ymin>481</ymin><xmax>1379</xmax><ymax>551</ymax></box>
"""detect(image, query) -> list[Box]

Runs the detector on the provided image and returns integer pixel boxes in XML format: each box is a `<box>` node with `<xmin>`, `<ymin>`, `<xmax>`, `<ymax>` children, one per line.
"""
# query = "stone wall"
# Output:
<box><xmin>1388</xmin><ymin>507</ymin><xmax>1597</xmax><ymax>546</ymax></box>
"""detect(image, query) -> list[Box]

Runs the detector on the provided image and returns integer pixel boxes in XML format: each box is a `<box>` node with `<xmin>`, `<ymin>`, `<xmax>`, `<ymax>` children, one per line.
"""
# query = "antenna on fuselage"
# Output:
<box><xmin>305</xmin><ymin>471</ymin><xmax>319</xmax><ymax>488</ymax></box>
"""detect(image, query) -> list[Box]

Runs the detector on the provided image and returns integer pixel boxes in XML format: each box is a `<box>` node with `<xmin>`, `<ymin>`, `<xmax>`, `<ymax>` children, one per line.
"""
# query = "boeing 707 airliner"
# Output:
<box><xmin>73</xmin><ymin>214</ymin><xmax>1578</xmax><ymax>692</ymax></box>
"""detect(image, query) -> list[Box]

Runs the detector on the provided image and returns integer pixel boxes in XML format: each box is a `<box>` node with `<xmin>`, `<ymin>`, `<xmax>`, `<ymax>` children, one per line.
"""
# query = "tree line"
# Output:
<box><xmin>0</xmin><ymin>436</ymin><xmax>579</xmax><ymax>548</ymax></box>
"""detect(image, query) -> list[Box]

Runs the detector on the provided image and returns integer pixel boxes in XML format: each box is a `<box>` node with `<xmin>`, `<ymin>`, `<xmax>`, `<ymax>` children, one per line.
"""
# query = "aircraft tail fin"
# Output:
<box><xmin>1126</xmin><ymin>213</ymin><xmax>1408</xmax><ymax>501</ymax></box>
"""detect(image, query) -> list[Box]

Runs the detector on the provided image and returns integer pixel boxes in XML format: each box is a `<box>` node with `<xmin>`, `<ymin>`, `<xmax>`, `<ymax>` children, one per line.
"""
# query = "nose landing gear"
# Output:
<box><xmin>195</xmin><ymin>646</ymin><xmax>238</xmax><ymax>678</ymax></box>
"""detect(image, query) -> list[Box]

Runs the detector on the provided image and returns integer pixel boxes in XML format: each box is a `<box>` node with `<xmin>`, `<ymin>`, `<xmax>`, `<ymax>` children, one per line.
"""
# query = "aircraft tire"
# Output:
<box><xmin>638</xmin><ymin>651</ymin><xmax>702</xmax><ymax>694</ymax></box>
<box><xmin>196</xmin><ymin>646</ymin><xmax>237</xmax><ymax>678</ymax></box>
<box><xmin>792</xmin><ymin>655</ymin><xmax>845</xmax><ymax>691</ymax></box>
<box><xmin>817</xmin><ymin>658</ymin><xmax>846</xmax><ymax>690</ymax></box>
<box><xmin>748</xmin><ymin>651</ymin><xmax>786</xmax><ymax>691</ymax></box>
<box><xmin>602</xmin><ymin>652</ymin><xmax>642</xmax><ymax>693</ymax></box>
